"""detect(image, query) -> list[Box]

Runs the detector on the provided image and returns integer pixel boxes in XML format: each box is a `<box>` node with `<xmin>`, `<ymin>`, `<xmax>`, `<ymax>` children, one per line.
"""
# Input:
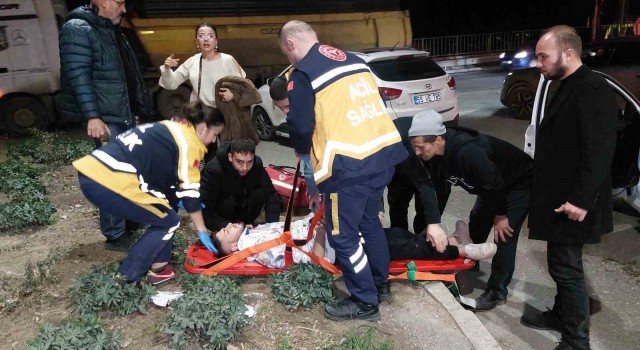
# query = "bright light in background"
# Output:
<box><xmin>139</xmin><ymin>30</ymin><xmax>155</xmax><ymax>35</ymax></box>
<box><xmin>499</xmin><ymin>52</ymin><xmax>505</xmax><ymax>59</ymax></box>
<box><xmin>514</xmin><ymin>50</ymin><xmax>529</xmax><ymax>59</ymax></box>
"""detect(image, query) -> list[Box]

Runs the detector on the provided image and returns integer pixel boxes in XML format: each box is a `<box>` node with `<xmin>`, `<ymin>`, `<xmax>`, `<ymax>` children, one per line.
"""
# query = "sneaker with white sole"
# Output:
<box><xmin>462</xmin><ymin>242</ymin><xmax>497</xmax><ymax>261</ymax></box>
<box><xmin>146</xmin><ymin>264</ymin><xmax>176</xmax><ymax>285</ymax></box>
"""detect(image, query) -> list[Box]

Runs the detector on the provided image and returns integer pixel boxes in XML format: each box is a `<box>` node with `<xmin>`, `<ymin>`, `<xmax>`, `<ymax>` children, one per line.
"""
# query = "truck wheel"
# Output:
<box><xmin>253</xmin><ymin>106</ymin><xmax>275</xmax><ymax>141</ymax></box>
<box><xmin>1</xmin><ymin>95</ymin><xmax>50</xmax><ymax>137</ymax></box>
<box><xmin>157</xmin><ymin>86</ymin><xmax>191</xmax><ymax>120</ymax></box>
<box><xmin>506</xmin><ymin>84</ymin><xmax>534</xmax><ymax>120</ymax></box>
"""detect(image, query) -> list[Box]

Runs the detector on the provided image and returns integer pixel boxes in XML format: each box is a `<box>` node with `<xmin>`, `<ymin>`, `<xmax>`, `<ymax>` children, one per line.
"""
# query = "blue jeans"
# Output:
<box><xmin>469</xmin><ymin>189</ymin><xmax>530</xmax><ymax>299</ymax></box>
<box><xmin>301</xmin><ymin>155</ymin><xmax>319</xmax><ymax>212</ymax></box>
<box><xmin>94</xmin><ymin>122</ymin><xmax>134</xmax><ymax>240</ymax></box>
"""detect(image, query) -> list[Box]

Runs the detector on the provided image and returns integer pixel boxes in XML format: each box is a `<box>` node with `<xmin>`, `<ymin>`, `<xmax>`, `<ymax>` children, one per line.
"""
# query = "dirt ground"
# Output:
<box><xmin>0</xmin><ymin>155</ymin><xmax>468</xmax><ymax>349</ymax></box>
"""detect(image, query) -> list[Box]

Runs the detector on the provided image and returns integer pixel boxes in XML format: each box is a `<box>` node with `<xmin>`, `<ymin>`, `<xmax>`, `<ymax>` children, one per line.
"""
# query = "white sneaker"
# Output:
<box><xmin>452</xmin><ymin>220</ymin><xmax>473</xmax><ymax>246</ymax></box>
<box><xmin>462</xmin><ymin>242</ymin><xmax>497</xmax><ymax>261</ymax></box>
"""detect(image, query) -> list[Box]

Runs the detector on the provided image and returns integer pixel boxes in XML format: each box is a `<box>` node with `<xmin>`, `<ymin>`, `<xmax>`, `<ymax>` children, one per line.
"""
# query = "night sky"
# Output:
<box><xmin>403</xmin><ymin>0</ymin><xmax>640</xmax><ymax>38</ymax></box>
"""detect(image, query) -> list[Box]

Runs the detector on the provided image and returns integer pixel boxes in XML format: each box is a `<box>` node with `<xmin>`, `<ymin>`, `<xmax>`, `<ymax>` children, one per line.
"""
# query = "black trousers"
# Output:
<box><xmin>548</xmin><ymin>242</ymin><xmax>590</xmax><ymax>349</ymax></box>
<box><xmin>468</xmin><ymin>189</ymin><xmax>530</xmax><ymax>299</ymax></box>
<box><xmin>387</xmin><ymin>172</ymin><xmax>426</xmax><ymax>234</ymax></box>
<box><xmin>385</xmin><ymin>227</ymin><xmax>459</xmax><ymax>260</ymax></box>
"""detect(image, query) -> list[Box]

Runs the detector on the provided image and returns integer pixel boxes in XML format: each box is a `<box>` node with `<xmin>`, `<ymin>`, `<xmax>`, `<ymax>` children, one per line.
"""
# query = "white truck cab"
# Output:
<box><xmin>0</xmin><ymin>0</ymin><xmax>66</xmax><ymax>136</ymax></box>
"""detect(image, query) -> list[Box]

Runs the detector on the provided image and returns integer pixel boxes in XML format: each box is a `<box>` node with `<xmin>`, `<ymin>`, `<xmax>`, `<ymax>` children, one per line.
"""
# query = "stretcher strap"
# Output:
<box><xmin>387</xmin><ymin>261</ymin><xmax>456</xmax><ymax>283</ymax></box>
<box><xmin>201</xmin><ymin>235</ymin><xmax>286</xmax><ymax>275</ymax></box>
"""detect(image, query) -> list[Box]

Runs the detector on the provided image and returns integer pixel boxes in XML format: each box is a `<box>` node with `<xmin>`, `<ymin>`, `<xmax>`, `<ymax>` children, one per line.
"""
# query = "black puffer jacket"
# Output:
<box><xmin>442</xmin><ymin>127</ymin><xmax>533</xmax><ymax>214</ymax></box>
<box><xmin>200</xmin><ymin>143</ymin><xmax>280</xmax><ymax>231</ymax></box>
<box><xmin>59</xmin><ymin>6</ymin><xmax>152</xmax><ymax>125</ymax></box>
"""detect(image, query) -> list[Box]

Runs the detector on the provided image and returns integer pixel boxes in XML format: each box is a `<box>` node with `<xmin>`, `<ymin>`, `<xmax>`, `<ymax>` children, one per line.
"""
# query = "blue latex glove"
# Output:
<box><xmin>198</xmin><ymin>231</ymin><xmax>218</xmax><ymax>254</ymax></box>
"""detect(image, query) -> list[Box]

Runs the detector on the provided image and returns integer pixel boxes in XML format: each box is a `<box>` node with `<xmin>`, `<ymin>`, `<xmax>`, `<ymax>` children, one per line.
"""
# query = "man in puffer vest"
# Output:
<box><xmin>60</xmin><ymin>0</ymin><xmax>153</xmax><ymax>251</ymax></box>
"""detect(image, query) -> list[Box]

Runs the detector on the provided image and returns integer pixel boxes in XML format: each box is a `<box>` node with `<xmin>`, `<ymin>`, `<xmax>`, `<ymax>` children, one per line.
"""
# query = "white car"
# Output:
<box><xmin>252</xmin><ymin>48</ymin><xmax>459</xmax><ymax>140</ymax></box>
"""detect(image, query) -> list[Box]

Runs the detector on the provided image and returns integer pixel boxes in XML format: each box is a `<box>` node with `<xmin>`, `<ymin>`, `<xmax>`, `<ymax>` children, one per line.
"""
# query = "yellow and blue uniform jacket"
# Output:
<box><xmin>287</xmin><ymin>43</ymin><xmax>408</xmax><ymax>192</ymax></box>
<box><xmin>73</xmin><ymin>121</ymin><xmax>207</xmax><ymax>216</ymax></box>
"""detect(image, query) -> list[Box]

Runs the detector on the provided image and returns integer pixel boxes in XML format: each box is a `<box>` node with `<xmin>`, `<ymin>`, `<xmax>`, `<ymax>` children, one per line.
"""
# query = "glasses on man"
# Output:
<box><xmin>197</xmin><ymin>33</ymin><xmax>216</xmax><ymax>40</ymax></box>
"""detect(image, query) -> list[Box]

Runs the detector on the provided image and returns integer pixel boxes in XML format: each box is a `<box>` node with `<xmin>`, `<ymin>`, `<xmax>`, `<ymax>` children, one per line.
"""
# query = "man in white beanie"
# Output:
<box><xmin>409</xmin><ymin>110</ymin><xmax>533</xmax><ymax>311</ymax></box>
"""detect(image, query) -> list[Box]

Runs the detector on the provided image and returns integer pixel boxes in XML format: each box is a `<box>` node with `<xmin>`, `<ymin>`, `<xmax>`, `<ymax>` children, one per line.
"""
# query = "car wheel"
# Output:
<box><xmin>156</xmin><ymin>86</ymin><xmax>192</xmax><ymax>120</ymax></box>
<box><xmin>253</xmin><ymin>106</ymin><xmax>275</xmax><ymax>141</ymax></box>
<box><xmin>506</xmin><ymin>84</ymin><xmax>535</xmax><ymax>120</ymax></box>
<box><xmin>1</xmin><ymin>95</ymin><xmax>50</xmax><ymax>137</ymax></box>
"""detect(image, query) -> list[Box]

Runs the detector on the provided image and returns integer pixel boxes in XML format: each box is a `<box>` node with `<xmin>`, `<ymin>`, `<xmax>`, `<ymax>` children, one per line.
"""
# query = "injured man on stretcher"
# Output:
<box><xmin>210</xmin><ymin>214</ymin><xmax>497</xmax><ymax>269</ymax></box>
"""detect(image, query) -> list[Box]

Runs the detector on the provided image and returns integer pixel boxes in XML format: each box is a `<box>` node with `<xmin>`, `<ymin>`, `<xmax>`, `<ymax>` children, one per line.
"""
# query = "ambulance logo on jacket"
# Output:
<box><xmin>319</xmin><ymin>45</ymin><xmax>346</xmax><ymax>61</ymax></box>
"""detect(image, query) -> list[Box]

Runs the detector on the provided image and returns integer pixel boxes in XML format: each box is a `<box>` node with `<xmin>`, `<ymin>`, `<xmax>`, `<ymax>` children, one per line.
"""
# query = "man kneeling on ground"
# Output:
<box><xmin>200</xmin><ymin>137</ymin><xmax>281</xmax><ymax>232</ymax></box>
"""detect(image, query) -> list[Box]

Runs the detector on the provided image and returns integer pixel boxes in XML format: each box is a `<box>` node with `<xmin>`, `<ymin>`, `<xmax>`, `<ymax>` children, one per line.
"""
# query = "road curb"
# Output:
<box><xmin>424</xmin><ymin>282</ymin><xmax>502</xmax><ymax>350</ymax></box>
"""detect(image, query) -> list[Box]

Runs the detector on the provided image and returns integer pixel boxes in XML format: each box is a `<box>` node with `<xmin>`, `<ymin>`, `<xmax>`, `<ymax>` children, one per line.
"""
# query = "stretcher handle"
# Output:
<box><xmin>283</xmin><ymin>159</ymin><xmax>301</xmax><ymax>233</ymax></box>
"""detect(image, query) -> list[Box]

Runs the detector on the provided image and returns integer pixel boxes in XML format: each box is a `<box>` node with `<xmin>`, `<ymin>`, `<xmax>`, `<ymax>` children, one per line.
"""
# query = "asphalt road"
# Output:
<box><xmin>256</xmin><ymin>69</ymin><xmax>640</xmax><ymax>350</ymax></box>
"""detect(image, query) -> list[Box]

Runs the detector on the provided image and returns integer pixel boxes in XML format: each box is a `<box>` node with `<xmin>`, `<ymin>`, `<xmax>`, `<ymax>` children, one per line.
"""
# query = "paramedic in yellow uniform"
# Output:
<box><xmin>279</xmin><ymin>20</ymin><xmax>408</xmax><ymax>321</ymax></box>
<box><xmin>73</xmin><ymin>103</ymin><xmax>224</xmax><ymax>285</ymax></box>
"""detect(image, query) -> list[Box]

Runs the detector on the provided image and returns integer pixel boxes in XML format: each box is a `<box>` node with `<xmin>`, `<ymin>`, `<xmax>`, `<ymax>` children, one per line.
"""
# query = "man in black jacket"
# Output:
<box><xmin>520</xmin><ymin>26</ymin><xmax>618</xmax><ymax>350</ymax></box>
<box><xmin>386</xmin><ymin>117</ymin><xmax>449</xmax><ymax>252</ymax></box>
<box><xmin>409</xmin><ymin>110</ymin><xmax>533</xmax><ymax>311</ymax></box>
<box><xmin>200</xmin><ymin>138</ymin><xmax>281</xmax><ymax>232</ymax></box>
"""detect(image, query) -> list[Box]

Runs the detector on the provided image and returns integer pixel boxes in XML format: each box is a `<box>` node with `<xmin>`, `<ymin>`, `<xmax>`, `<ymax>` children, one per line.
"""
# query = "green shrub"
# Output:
<box><xmin>0</xmin><ymin>160</ymin><xmax>43</xmax><ymax>180</ymax></box>
<box><xmin>0</xmin><ymin>200</ymin><xmax>56</xmax><ymax>232</ymax></box>
<box><xmin>58</xmin><ymin>138</ymin><xmax>94</xmax><ymax>164</ymax></box>
<box><xmin>269</xmin><ymin>264</ymin><xmax>334</xmax><ymax>310</ymax></box>
<box><xmin>27</xmin><ymin>315</ymin><xmax>124</xmax><ymax>350</ymax></box>
<box><xmin>6</xmin><ymin>130</ymin><xmax>93</xmax><ymax>166</ymax></box>
<box><xmin>162</xmin><ymin>275</ymin><xmax>249</xmax><ymax>349</ymax></box>
<box><xmin>69</xmin><ymin>264</ymin><xmax>156</xmax><ymax>317</ymax></box>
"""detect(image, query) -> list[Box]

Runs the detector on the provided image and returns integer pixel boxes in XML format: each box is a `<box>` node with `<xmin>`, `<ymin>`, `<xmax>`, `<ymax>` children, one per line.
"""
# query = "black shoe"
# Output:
<box><xmin>324</xmin><ymin>298</ymin><xmax>380</xmax><ymax>321</ymax></box>
<box><xmin>474</xmin><ymin>289</ymin><xmax>506</xmax><ymax>311</ymax></box>
<box><xmin>376</xmin><ymin>281</ymin><xmax>391</xmax><ymax>302</ymax></box>
<box><xmin>520</xmin><ymin>308</ymin><xmax>563</xmax><ymax>332</ymax></box>
<box><xmin>104</xmin><ymin>234</ymin><xmax>137</xmax><ymax>252</ymax></box>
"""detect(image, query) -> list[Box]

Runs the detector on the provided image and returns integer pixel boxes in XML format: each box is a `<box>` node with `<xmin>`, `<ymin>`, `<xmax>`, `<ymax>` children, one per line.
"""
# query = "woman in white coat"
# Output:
<box><xmin>159</xmin><ymin>23</ymin><xmax>246</xmax><ymax>109</ymax></box>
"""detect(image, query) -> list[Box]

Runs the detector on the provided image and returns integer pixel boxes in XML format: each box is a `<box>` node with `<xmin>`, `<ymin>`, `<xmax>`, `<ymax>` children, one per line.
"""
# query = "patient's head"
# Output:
<box><xmin>212</xmin><ymin>222</ymin><xmax>245</xmax><ymax>256</ymax></box>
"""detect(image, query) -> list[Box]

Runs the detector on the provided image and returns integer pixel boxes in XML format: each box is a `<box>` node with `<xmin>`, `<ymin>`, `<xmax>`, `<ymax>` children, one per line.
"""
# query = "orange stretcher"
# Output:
<box><xmin>184</xmin><ymin>160</ymin><xmax>475</xmax><ymax>283</ymax></box>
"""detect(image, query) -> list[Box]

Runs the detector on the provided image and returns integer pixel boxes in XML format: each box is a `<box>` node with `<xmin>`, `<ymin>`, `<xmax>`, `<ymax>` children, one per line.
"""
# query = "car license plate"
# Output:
<box><xmin>413</xmin><ymin>92</ymin><xmax>441</xmax><ymax>105</ymax></box>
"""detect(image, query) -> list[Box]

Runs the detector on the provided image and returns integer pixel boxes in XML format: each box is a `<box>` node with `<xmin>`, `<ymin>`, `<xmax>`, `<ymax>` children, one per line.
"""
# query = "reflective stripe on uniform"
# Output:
<box><xmin>314</xmin><ymin>130</ymin><xmax>401</xmax><ymax>182</ymax></box>
<box><xmin>311</xmin><ymin>63</ymin><xmax>369</xmax><ymax>91</ymax></box>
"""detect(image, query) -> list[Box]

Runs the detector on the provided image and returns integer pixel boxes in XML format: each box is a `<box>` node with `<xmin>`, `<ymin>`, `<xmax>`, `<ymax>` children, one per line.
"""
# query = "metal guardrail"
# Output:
<box><xmin>414</xmin><ymin>23</ymin><xmax>637</xmax><ymax>57</ymax></box>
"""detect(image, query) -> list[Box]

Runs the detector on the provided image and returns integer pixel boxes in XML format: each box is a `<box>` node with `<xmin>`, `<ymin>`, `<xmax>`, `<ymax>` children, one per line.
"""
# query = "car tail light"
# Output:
<box><xmin>378</xmin><ymin>87</ymin><xmax>402</xmax><ymax>101</ymax></box>
<box><xmin>447</xmin><ymin>76</ymin><xmax>456</xmax><ymax>90</ymax></box>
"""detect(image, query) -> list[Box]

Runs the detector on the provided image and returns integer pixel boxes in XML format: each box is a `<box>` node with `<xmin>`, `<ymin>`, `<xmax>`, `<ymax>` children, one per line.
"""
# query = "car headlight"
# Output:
<box><xmin>499</xmin><ymin>52</ymin><xmax>505</xmax><ymax>59</ymax></box>
<box><xmin>514</xmin><ymin>50</ymin><xmax>529</xmax><ymax>59</ymax></box>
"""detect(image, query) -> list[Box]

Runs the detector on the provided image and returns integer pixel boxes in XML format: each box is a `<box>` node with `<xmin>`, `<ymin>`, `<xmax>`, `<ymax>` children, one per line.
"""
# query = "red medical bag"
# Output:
<box><xmin>265</xmin><ymin>164</ymin><xmax>309</xmax><ymax>209</ymax></box>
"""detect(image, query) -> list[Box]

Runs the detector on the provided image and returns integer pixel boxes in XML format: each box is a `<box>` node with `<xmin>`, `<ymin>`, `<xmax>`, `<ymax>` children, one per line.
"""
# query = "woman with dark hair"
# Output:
<box><xmin>160</xmin><ymin>23</ymin><xmax>261</xmax><ymax>146</ymax></box>
<box><xmin>72</xmin><ymin>102</ymin><xmax>225</xmax><ymax>285</ymax></box>
<box><xmin>159</xmin><ymin>23</ymin><xmax>246</xmax><ymax>109</ymax></box>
